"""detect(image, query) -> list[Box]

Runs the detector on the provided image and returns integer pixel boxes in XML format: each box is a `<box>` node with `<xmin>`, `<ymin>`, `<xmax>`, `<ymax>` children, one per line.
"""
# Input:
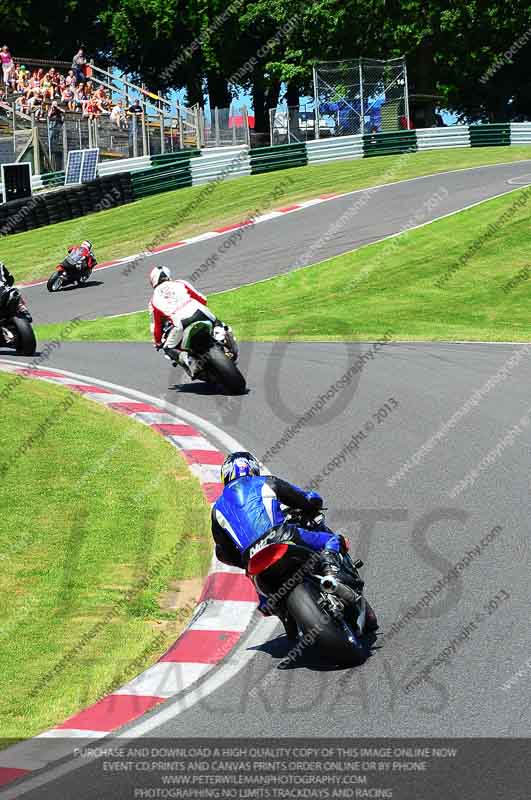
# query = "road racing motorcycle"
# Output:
<box><xmin>0</xmin><ymin>284</ymin><xmax>36</xmax><ymax>355</ymax></box>
<box><xmin>246</xmin><ymin>508</ymin><xmax>377</xmax><ymax>666</ymax></box>
<box><xmin>47</xmin><ymin>247</ymin><xmax>94</xmax><ymax>292</ymax></box>
<box><xmin>162</xmin><ymin>318</ymin><xmax>246</xmax><ymax>395</ymax></box>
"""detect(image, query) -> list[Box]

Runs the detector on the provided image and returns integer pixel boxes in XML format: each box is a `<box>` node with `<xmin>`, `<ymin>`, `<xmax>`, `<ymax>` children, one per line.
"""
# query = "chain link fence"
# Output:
<box><xmin>269</xmin><ymin>104</ymin><xmax>316</xmax><ymax>145</ymax></box>
<box><xmin>313</xmin><ymin>56</ymin><xmax>410</xmax><ymax>137</ymax></box>
<box><xmin>198</xmin><ymin>105</ymin><xmax>250</xmax><ymax>148</ymax></box>
<box><xmin>0</xmin><ymin>105</ymin><xmax>201</xmax><ymax>172</ymax></box>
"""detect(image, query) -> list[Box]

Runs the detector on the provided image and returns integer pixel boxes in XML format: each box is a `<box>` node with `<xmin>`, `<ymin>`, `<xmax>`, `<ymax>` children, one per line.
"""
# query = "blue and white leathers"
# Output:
<box><xmin>211</xmin><ymin>475</ymin><xmax>341</xmax><ymax>565</ymax></box>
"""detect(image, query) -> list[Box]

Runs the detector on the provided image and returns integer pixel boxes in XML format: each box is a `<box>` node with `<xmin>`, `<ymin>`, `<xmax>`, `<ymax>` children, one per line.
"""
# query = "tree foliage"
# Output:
<box><xmin>3</xmin><ymin>0</ymin><xmax>531</xmax><ymax>124</ymax></box>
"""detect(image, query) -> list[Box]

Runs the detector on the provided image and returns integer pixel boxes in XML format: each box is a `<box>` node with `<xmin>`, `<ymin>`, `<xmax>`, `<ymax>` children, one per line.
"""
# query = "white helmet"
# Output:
<box><xmin>82</xmin><ymin>240</ymin><xmax>92</xmax><ymax>250</ymax></box>
<box><xmin>150</xmin><ymin>265</ymin><xmax>171</xmax><ymax>289</ymax></box>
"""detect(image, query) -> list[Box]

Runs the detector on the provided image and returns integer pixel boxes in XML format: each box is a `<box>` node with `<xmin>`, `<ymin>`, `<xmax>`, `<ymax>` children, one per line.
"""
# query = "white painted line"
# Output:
<box><xmin>214</xmin><ymin>181</ymin><xmax>531</xmax><ymax>301</ymax></box>
<box><xmin>36</xmin><ymin>729</ymin><xmax>104</xmax><ymax>740</ymax></box>
<box><xmin>20</xmin><ymin>157</ymin><xmax>531</xmax><ymax>292</ymax></box>
<box><xmin>0</xmin><ymin>362</ymin><xmax>247</xmax><ymax>454</ymax></box>
<box><xmin>0</xmin><ymin>617</ymin><xmax>278</xmax><ymax>800</ymax></box>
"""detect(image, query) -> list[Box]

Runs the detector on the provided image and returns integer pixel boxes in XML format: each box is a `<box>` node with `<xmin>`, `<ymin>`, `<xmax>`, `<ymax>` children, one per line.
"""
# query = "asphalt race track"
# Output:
<box><xmin>2</xmin><ymin>162</ymin><xmax>530</xmax><ymax>798</ymax></box>
<box><xmin>23</xmin><ymin>160</ymin><xmax>531</xmax><ymax>324</ymax></box>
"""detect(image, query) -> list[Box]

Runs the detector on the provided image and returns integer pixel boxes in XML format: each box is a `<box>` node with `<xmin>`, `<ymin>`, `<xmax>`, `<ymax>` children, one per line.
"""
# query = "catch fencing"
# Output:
<box><xmin>313</xmin><ymin>56</ymin><xmax>409</xmax><ymax>138</ymax></box>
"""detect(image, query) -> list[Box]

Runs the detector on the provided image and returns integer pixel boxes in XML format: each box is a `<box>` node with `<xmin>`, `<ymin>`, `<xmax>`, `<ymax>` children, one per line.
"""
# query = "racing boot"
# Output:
<box><xmin>178</xmin><ymin>351</ymin><xmax>202</xmax><ymax>378</ymax></box>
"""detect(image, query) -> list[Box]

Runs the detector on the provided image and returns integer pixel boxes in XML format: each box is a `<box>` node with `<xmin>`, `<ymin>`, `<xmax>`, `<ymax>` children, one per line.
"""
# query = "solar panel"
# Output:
<box><xmin>80</xmin><ymin>149</ymin><xmax>99</xmax><ymax>183</ymax></box>
<box><xmin>64</xmin><ymin>149</ymin><xmax>99</xmax><ymax>185</ymax></box>
<box><xmin>65</xmin><ymin>151</ymin><xmax>83</xmax><ymax>185</ymax></box>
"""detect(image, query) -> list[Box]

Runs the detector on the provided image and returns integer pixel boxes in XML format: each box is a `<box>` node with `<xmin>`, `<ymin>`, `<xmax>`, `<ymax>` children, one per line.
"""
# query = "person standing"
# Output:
<box><xmin>0</xmin><ymin>45</ymin><xmax>14</xmax><ymax>89</ymax></box>
<box><xmin>72</xmin><ymin>47</ymin><xmax>86</xmax><ymax>83</ymax></box>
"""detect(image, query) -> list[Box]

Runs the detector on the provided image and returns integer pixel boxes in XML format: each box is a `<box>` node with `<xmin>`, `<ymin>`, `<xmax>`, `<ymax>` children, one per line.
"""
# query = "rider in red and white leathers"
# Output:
<box><xmin>148</xmin><ymin>265</ymin><xmax>217</xmax><ymax>376</ymax></box>
<box><xmin>67</xmin><ymin>240</ymin><xmax>97</xmax><ymax>270</ymax></box>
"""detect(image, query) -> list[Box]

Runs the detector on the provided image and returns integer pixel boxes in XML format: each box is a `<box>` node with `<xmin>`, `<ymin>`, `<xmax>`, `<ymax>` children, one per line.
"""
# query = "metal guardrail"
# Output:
<box><xmin>306</xmin><ymin>135</ymin><xmax>363</xmax><ymax>164</ymax></box>
<box><xmin>250</xmin><ymin>142</ymin><xmax>308</xmax><ymax>175</ymax></box>
<box><xmin>130</xmin><ymin>151</ymin><xmax>200</xmax><ymax>199</ymax></box>
<box><xmin>415</xmin><ymin>126</ymin><xmax>470</xmax><ymax>150</ymax></box>
<box><xmin>2</xmin><ymin>124</ymin><xmax>531</xmax><ymax>223</ymax></box>
<box><xmin>469</xmin><ymin>123</ymin><xmax>511</xmax><ymax>147</ymax></box>
<box><xmin>362</xmin><ymin>129</ymin><xmax>417</xmax><ymax>157</ymax></box>
<box><xmin>190</xmin><ymin>146</ymin><xmax>251</xmax><ymax>185</ymax></box>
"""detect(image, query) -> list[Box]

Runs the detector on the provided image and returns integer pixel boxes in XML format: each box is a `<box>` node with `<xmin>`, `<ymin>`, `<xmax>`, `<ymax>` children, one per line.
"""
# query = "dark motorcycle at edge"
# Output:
<box><xmin>162</xmin><ymin>318</ymin><xmax>246</xmax><ymax>395</ymax></box>
<box><xmin>246</xmin><ymin>508</ymin><xmax>377</xmax><ymax>666</ymax></box>
<box><xmin>0</xmin><ymin>284</ymin><xmax>36</xmax><ymax>355</ymax></box>
<box><xmin>47</xmin><ymin>247</ymin><xmax>94</xmax><ymax>292</ymax></box>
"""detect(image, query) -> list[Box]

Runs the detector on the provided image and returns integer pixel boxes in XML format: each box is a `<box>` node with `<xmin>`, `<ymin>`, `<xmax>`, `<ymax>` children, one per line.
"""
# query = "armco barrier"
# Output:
<box><xmin>130</xmin><ymin>150</ymin><xmax>200</xmax><ymax>199</ymax></box>
<box><xmin>1</xmin><ymin>124</ymin><xmax>531</xmax><ymax>235</ymax></box>
<box><xmin>191</xmin><ymin>146</ymin><xmax>251</xmax><ymax>185</ymax></box>
<box><xmin>415</xmin><ymin>126</ymin><xmax>470</xmax><ymax>150</ymax></box>
<box><xmin>97</xmin><ymin>156</ymin><xmax>151</xmax><ymax>177</ymax></box>
<box><xmin>363</xmin><ymin>129</ymin><xmax>417</xmax><ymax>157</ymax></box>
<box><xmin>469</xmin><ymin>123</ymin><xmax>511</xmax><ymax>147</ymax></box>
<box><xmin>250</xmin><ymin>142</ymin><xmax>308</xmax><ymax>175</ymax></box>
<box><xmin>306</xmin><ymin>135</ymin><xmax>363</xmax><ymax>165</ymax></box>
<box><xmin>510</xmin><ymin>122</ymin><xmax>531</xmax><ymax>145</ymax></box>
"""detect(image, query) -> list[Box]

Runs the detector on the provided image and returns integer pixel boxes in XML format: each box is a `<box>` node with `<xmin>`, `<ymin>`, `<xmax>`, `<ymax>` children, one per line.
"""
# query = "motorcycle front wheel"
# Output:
<box><xmin>285</xmin><ymin>581</ymin><xmax>368</xmax><ymax>666</ymax></box>
<box><xmin>46</xmin><ymin>271</ymin><xmax>64</xmax><ymax>292</ymax></box>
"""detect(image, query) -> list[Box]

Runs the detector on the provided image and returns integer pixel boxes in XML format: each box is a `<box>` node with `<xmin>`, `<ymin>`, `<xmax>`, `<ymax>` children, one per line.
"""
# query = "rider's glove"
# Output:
<box><xmin>306</xmin><ymin>491</ymin><xmax>323</xmax><ymax>509</ymax></box>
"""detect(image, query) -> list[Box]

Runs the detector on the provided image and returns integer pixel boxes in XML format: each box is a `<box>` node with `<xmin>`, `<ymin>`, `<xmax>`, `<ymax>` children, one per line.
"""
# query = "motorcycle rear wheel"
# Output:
<box><xmin>206</xmin><ymin>346</ymin><xmax>246</xmax><ymax>394</ymax></box>
<box><xmin>286</xmin><ymin>581</ymin><xmax>367</xmax><ymax>666</ymax></box>
<box><xmin>13</xmin><ymin>317</ymin><xmax>37</xmax><ymax>356</ymax></box>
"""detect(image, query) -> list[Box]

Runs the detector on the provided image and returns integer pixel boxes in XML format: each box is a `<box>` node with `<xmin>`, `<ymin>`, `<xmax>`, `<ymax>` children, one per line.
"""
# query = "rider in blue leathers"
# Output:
<box><xmin>212</xmin><ymin>452</ymin><xmax>369</xmax><ymax>636</ymax></box>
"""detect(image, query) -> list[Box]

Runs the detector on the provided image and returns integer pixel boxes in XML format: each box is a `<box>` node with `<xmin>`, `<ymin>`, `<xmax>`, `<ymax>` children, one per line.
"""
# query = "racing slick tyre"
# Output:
<box><xmin>206</xmin><ymin>346</ymin><xmax>246</xmax><ymax>394</ymax></box>
<box><xmin>47</xmin><ymin>271</ymin><xmax>64</xmax><ymax>292</ymax></box>
<box><xmin>13</xmin><ymin>317</ymin><xmax>37</xmax><ymax>356</ymax></box>
<box><xmin>285</xmin><ymin>581</ymin><xmax>368</xmax><ymax>667</ymax></box>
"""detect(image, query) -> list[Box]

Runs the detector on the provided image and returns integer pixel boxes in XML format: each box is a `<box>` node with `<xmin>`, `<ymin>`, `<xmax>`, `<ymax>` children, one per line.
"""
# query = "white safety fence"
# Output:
<box><xmin>306</xmin><ymin>135</ymin><xmax>363</xmax><ymax>165</ymax></box>
<box><xmin>510</xmin><ymin>122</ymin><xmax>531</xmax><ymax>145</ymax></box>
<box><xmin>4</xmin><ymin>123</ymin><xmax>531</xmax><ymax>199</ymax></box>
<box><xmin>190</xmin><ymin>145</ymin><xmax>251</xmax><ymax>186</ymax></box>
<box><xmin>97</xmin><ymin>156</ymin><xmax>151</xmax><ymax>176</ymax></box>
<box><xmin>415</xmin><ymin>126</ymin><xmax>470</xmax><ymax>150</ymax></box>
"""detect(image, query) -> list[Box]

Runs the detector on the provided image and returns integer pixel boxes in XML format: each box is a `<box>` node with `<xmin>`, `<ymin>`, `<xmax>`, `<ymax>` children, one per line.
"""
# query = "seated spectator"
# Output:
<box><xmin>40</xmin><ymin>73</ymin><xmax>54</xmax><ymax>100</ymax></box>
<box><xmin>61</xmin><ymin>86</ymin><xmax>76</xmax><ymax>111</ymax></box>
<box><xmin>72</xmin><ymin>48</ymin><xmax>86</xmax><ymax>82</ymax></box>
<box><xmin>16</xmin><ymin>64</ymin><xmax>29</xmax><ymax>92</ymax></box>
<box><xmin>1</xmin><ymin>46</ymin><xmax>14</xmax><ymax>88</ymax></box>
<box><xmin>76</xmin><ymin>83</ymin><xmax>90</xmax><ymax>113</ymax></box>
<box><xmin>110</xmin><ymin>100</ymin><xmax>125</xmax><ymax>128</ymax></box>
<box><xmin>85</xmin><ymin>97</ymin><xmax>101</xmax><ymax>119</ymax></box>
<box><xmin>65</xmin><ymin>69</ymin><xmax>77</xmax><ymax>88</ymax></box>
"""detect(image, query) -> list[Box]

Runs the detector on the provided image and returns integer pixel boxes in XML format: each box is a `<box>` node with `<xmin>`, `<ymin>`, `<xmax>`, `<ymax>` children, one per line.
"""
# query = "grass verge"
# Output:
<box><xmin>36</xmin><ymin>187</ymin><xmax>531</xmax><ymax>343</ymax></box>
<box><xmin>0</xmin><ymin>373</ymin><xmax>211</xmax><ymax>740</ymax></box>
<box><xmin>3</xmin><ymin>145</ymin><xmax>531</xmax><ymax>284</ymax></box>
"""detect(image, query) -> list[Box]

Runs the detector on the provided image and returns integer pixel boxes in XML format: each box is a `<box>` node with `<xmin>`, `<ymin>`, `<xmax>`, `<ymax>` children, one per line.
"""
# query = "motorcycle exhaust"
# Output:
<box><xmin>319</xmin><ymin>575</ymin><xmax>357</xmax><ymax>604</ymax></box>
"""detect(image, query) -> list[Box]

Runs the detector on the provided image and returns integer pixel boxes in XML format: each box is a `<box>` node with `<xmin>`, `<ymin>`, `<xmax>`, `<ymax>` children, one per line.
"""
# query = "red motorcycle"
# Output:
<box><xmin>47</xmin><ymin>247</ymin><xmax>95</xmax><ymax>292</ymax></box>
